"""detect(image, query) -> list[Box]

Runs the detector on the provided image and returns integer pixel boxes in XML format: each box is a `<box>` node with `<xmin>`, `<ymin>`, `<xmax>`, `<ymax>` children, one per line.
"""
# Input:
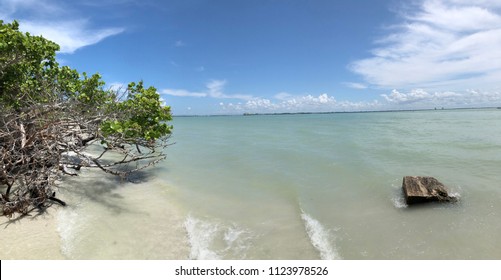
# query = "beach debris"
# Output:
<box><xmin>402</xmin><ymin>176</ymin><xmax>458</xmax><ymax>205</ymax></box>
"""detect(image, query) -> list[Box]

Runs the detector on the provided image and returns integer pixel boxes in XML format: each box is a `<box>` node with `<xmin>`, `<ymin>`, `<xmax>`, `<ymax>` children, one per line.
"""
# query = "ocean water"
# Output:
<box><xmin>55</xmin><ymin>108</ymin><xmax>501</xmax><ymax>259</ymax></box>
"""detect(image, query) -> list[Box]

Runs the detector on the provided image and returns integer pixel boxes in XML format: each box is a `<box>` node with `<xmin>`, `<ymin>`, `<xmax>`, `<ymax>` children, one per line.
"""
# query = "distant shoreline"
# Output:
<box><xmin>173</xmin><ymin>106</ymin><xmax>501</xmax><ymax>118</ymax></box>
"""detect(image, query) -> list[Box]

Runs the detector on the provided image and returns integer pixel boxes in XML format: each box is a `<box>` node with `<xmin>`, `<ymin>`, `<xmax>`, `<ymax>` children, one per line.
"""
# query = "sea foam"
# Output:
<box><xmin>392</xmin><ymin>196</ymin><xmax>408</xmax><ymax>209</ymax></box>
<box><xmin>184</xmin><ymin>215</ymin><xmax>253</xmax><ymax>260</ymax></box>
<box><xmin>391</xmin><ymin>183</ymin><xmax>408</xmax><ymax>209</ymax></box>
<box><xmin>184</xmin><ymin>215</ymin><xmax>221</xmax><ymax>260</ymax></box>
<box><xmin>300</xmin><ymin>210</ymin><xmax>340</xmax><ymax>260</ymax></box>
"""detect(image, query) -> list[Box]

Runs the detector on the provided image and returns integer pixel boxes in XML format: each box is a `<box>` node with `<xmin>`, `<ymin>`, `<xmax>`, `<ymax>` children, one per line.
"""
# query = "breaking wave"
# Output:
<box><xmin>184</xmin><ymin>215</ymin><xmax>221</xmax><ymax>260</ymax></box>
<box><xmin>391</xmin><ymin>183</ymin><xmax>408</xmax><ymax>209</ymax></box>
<box><xmin>184</xmin><ymin>215</ymin><xmax>253</xmax><ymax>260</ymax></box>
<box><xmin>392</xmin><ymin>196</ymin><xmax>408</xmax><ymax>209</ymax></box>
<box><xmin>300</xmin><ymin>209</ymin><xmax>340</xmax><ymax>260</ymax></box>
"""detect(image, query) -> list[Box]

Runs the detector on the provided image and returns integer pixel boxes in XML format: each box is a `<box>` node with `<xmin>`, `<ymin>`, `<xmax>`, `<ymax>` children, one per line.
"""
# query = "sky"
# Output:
<box><xmin>1</xmin><ymin>0</ymin><xmax>501</xmax><ymax>115</ymax></box>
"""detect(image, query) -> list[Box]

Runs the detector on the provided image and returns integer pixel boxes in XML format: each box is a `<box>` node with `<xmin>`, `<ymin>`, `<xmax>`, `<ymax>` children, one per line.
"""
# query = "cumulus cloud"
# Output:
<box><xmin>162</xmin><ymin>80</ymin><xmax>382</xmax><ymax>112</ymax></box>
<box><xmin>220</xmin><ymin>93</ymin><xmax>382</xmax><ymax>113</ymax></box>
<box><xmin>0</xmin><ymin>0</ymin><xmax>124</xmax><ymax>53</ymax></box>
<box><xmin>350</xmin><ymin>0</ymin><xmax>501</xmax><ymax>90</ymax></box>
<box><xmin>221</xmin><ymin>87</ymin><xmax>501</xmax><ymax>114</ymax></box>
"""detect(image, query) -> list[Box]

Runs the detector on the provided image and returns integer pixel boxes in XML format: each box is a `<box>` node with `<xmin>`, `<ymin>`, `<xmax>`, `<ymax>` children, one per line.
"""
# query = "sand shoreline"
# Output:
<box><xmin>0</xmin><ymin>206</ymin><xmax>65</xmax><ymax>260</ymax></box>
<box><xmin>1</xmin><ymin>166</ymin><xmax>189</xmax><ymax>260</ymax></box>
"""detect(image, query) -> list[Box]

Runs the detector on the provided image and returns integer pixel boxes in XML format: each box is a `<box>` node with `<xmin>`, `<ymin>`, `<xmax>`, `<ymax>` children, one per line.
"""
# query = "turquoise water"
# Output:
<box><xmin>57</xmin><ymin>109</ymin><xmax>501</xmax><ymax>259</ymax></box>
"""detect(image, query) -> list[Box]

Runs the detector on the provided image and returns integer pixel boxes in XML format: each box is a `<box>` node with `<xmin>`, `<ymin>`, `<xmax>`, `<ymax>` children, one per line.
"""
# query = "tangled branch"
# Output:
<box><xmin>1</xmin><ymin>100</ymin><xmax>170</xmax><ymax>217</ymax></box>
<box><xmin>1</xmin><ymin>20</ymin><xmax>173</xmax><ymax>218</ymax></box>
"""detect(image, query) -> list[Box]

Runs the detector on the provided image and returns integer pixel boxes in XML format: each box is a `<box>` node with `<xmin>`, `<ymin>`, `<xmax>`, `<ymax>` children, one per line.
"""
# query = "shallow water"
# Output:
<box><xmin>9</xmin><ymin>108</ymin><xmax>501</xmax><ymax>260</ymax></box>
<box><xmin>56</xmin><ymin>171</ymin><xmax>189</xmax><ymax>259</ymax></box>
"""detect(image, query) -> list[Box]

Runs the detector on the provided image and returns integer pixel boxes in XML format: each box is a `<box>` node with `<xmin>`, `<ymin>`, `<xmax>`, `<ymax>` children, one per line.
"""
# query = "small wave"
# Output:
<box><xmin>448</xmin><ymin>184</ymin><xmax>462</xmax><ymax>202</ymax></box>
<box><xmin>391</xmin><ymin>183</ymin><xmax>408</xmax><ymax>208</ymax></box>
<box><xmin>392</xmin><ymin>196</ymin><xmax>408</xmax><ymax>208</ymax></box>
<box><xmin>184</xmin><ymin>215</ymin><xmax>253</xmax><ymax>260</ymax></box>
<box><xmin>184</xmin><ymin>215</ymin><xmax>221</xmax><ymax>260</ymax></box>
<box><xmin>224</xmin><ymin>225</ymin><xmax>244</xmax><ymax>246</ymax></box>
<box><xmin>222</xmin><ymin>225</ymin><xmax>252</xmax><ymax>258</ymax></box>
<box><xmin>449</xmin><ymin>191</ymin><xmax>461</xmax><ymax>199</ymax></box>
<box><xmin>300</xmin><ymin>210</ymin><xmax>340</xmax><ymax>260</ymax></box>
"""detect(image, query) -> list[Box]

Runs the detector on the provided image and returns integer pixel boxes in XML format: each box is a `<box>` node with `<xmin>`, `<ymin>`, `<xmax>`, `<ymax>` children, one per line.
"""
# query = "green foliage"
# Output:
<box><xmin>0</xmin><ymin>19</ymin><xmax>172</xmax><ymax>142</ymax></box>
<box><xmin>1</xmin><ymin>20</ymin><xmax>173</xmax><ymax>216</ymax></box>
<box><xmin>0</xmin><ymin>20</ymin><xmax>61</xmax><ymax>107</ymax></box>
<box><xmin>101</xmin><ymin>81</ymin><xmax>172</xmax><ymax>141</ymax></box>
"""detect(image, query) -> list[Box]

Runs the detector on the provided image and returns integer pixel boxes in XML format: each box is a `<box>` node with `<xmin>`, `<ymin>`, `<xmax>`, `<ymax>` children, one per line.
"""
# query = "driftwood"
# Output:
<box><xmin>402</xmin><ymin>176</ymin><xmax>458</xmax><ymax>205</ymax></box>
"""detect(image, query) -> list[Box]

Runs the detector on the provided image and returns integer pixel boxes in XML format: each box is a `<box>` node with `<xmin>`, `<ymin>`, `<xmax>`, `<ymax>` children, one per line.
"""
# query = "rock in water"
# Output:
<box><xmin>402</xmin><ymin>176</ymin><xmax>457</xmax><ymax>205</ymax></box>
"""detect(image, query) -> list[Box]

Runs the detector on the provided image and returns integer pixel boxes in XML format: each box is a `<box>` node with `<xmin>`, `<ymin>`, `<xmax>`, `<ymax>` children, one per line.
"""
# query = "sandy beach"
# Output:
<box><xmin>0</xmin><ymin>206</ymin><xmax>65</xmax><ymax>259</ymax></box>
<box><xmin>0</xmin><ymin>168</ymin><xmax>189</xmax><ymax>260</ymax></box>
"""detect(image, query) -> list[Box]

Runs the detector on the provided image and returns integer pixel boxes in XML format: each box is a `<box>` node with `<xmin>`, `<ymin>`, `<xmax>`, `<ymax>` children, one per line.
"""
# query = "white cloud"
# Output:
<box><xmin>21</xmin><ymin>20</ymin><xmax>124</xmax><ymax>53</ymax></box>
<box><xmin>163</xmin><ymin>83</ymin><xmax>382</xmax><ymax>113</ymax></box>
<box><xmin>221</xmin><ymin>88</ymin><xmax>501</xmax><ymax>114</ymax></box>
<box><xmin>445</xmin><ymin>0</ymin><xmax>501</xmax><ymax>6</ymax></box>
<box><xmin>343</xmin><ymin>82</ymin><xmax>368</xmax><ymax>89</ymax></box>
<box><xmin>381</xmin><ymin>88</ymin><xmax>501</xmax><ymax>107</ymax></box>
<box><xmin>161</xmin><ymin>89</ymin><xmax>207</xmax><ymax>97</ymax></box>
<box><xmin>350</xmin><ymin>0</ymin><xmax>501</xmax><ymax>90</ymax></box>
<box><xmin>414</xmin><ymin>0</ymin><xmax>501</xmax><ymax>32</ymax></box>
<box><xmin>0</xmin><ymin>0</ymin><xmax>62</xmax><ymax>18</ymax></box>
<box><xmin>221</xmin><ymin>93</ymin><xmax>382</xmax><ymax>113</ymax></box>
<box><xmin>382</xmin><ymin>89</ymin><xmax>433</xmax><ymax>104</ymax></box>
<box><xmin>206</xmin><ymin>80</ymin><xmax>226</xmax><ymax>98</ymax></box>
<box><xmin>161</xmin><ymin>79</ymin><xmax>254</xmax><ymax>100</ymax></box>
<box><xmin>1</xmin><ymin>0</ymin><xmax>124</xmax><ymax>53</ymax></box>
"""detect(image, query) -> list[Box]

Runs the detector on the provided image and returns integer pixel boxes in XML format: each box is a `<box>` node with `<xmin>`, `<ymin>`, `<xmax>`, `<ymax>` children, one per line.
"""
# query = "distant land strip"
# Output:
<box><xmin>173</xmin><ymin>106</ymin><xmax>501</xmax><ymax>117</ymax></box>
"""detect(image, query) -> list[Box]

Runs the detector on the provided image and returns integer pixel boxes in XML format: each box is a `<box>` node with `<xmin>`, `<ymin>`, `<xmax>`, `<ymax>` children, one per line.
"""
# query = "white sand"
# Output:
<box><xmin>1</xmin><ymin>166</ymin><xmax>189</xmax><ymax>260</ymax></box>
<box><xmin>0</xmin><ymin>206</ymin><xmax>65</xmax><ymax>259</ymax></box>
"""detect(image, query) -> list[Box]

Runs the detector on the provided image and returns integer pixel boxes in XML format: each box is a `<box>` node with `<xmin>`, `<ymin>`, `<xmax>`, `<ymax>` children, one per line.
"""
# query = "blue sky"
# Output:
<box><xmin>2</xmin><ymin>0</ymin><xmax>501</xmax><ymax>115</ymax></box>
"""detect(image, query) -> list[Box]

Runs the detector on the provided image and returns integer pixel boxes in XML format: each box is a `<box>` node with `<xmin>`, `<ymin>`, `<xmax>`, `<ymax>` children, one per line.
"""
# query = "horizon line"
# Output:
<box><xmin>172</xmin><ymin>106</ymin><xmax>501</xmax><ymax>118</ymax></box>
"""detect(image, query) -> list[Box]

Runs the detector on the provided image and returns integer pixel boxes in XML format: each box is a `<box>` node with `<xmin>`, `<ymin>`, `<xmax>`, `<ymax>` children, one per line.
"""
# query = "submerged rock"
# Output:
<box><xmin>402</xmin><ymin>176</ymin><xmax>458</xmax><ymax>205</ymax></box>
